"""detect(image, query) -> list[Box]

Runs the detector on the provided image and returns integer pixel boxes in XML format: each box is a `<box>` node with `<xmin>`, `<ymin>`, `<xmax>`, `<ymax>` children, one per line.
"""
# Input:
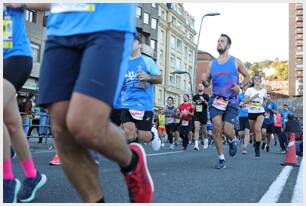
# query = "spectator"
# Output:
<box><xmin>284</xmin><ymin>114</ymin><xmax>303</xmax><ymax>156</ymax></box>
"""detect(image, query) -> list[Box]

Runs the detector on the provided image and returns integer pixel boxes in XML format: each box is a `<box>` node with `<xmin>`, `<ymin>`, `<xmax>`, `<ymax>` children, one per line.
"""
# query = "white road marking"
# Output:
<box><xmin>259</xmin><ymin>165</ymin><xmax>293</xmax><ymax>203</ymax></box>
<box><xmin>147</xmin><ymin>151</ymin><xmax>185</xmax><ymax>157</ymax></box>
<box><xmin>291</xmin><ymin>159</ymin><xmax>303</xmax><ymax>203</ymax></box>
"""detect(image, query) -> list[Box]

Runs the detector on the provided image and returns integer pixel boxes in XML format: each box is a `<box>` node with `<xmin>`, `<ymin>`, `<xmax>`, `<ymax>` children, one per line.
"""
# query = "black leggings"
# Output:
<box><xmin>4</xmin><ymin>56</ymin><xmax>33</xmax><ymax>91</ymax></box>
<box><xmin>180</xmin><ymin>124</ymin><xmax>191</xmax><ymax>147</ymax></box>
<box><xmin>165</xmin><ymin>124</ymin><xmax>175</xmax><ymax>144</ymax></box>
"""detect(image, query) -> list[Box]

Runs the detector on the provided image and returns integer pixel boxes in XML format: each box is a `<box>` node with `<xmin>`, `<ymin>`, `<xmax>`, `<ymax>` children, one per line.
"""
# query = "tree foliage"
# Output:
<box><xmin>244</xmin><ymin>59</ymin><xmax>288</xmax><ymax>80</ymax></box>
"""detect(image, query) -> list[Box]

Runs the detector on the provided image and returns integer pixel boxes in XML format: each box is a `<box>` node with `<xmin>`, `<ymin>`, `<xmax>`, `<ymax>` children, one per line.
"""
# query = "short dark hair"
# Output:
<box><xmin>283</xmin><ymin>104</ymin><xmax>288</xmax><ymax>107</ymax></box>
<box><xmin>134</xmin><ymin>35</ymin><xmax>142</xmax><ymax>44</ymax></box>
<box><xmin>184</xmin><ymin>94</ymin><xmax>189</xmax><ymax>98</ymax></box>
<box><xmin>221</xmin><ymin>34</ymin><xmax>231</xmax><ymax>45</ymax></box>
<box><xmin>167</xmin><ymin>96</ymin><xmax>174</xmax><ymax>102</ymax></box>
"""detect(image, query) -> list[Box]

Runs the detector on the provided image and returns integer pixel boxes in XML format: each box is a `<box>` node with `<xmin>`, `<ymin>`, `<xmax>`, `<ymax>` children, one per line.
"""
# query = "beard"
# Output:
<box><xmin>217</xmin><ymin>47</ymin><xmax>226</xmax><ymax>55</ymax></box>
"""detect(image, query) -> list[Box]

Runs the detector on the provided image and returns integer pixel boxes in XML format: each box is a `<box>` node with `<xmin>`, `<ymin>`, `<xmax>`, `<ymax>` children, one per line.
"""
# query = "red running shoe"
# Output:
<box><xmin>124</xmin><ymin>143</ymin><xmax>154</xmax><ymax>203</ymax></box>
<box><xmin>49</xmin><ymin>155</ymin><xmax>61</xmax><ymax>166</ymax></box>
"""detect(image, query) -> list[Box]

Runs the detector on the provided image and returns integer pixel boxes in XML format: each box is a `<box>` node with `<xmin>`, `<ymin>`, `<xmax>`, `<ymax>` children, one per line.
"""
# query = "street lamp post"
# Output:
<box><xmin>193</xmin><ymin>12</ymin><xmax>220</xmax><ymax>93</ymax></box>
<box><xmin>171</xmin><ymin>71</ymin><xmax>193</xmax><ymax>98</ymax></box>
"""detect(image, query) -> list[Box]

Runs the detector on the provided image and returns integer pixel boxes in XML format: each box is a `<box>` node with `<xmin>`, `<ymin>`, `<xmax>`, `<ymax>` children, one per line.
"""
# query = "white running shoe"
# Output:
<box><xmin>151</xmin><ymin>127</ymin><xmax>161</xmax><ymax>151</ymax></box>
<box><xmin>193</xmin><ymin>141</ymin><xmax>199</xmax><ymax>151</ymax></box>
<box><xmin>203</xmin><ymin>138</ymin><xmax>209</xmax><ymax>149</ymax></box>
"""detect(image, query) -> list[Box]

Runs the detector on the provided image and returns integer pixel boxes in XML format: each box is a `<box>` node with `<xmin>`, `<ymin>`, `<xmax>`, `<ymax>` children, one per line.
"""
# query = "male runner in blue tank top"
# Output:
<box><xmin>201</xmin><ymin>34</ymin><xmax>250</xmax><ymax>169</ymax></box>
<box><xmin>14</xmin><ymin>3</ymin><xmax>154</xmax><ymax>203</ymax></box>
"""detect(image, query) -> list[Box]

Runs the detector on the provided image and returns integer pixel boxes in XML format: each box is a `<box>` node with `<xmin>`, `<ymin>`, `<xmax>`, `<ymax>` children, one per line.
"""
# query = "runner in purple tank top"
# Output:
<box><xmin>201</xmin><ymin>34</ymin><xmax>251</xmax><ymax>169</ymax></box>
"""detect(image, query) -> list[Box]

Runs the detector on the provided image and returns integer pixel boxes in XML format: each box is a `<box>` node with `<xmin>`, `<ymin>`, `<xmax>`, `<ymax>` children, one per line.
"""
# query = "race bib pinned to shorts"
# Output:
<box><xmin>51</xmin><ymin>3</ymin><xmax>95</xmax><ymax>13</ymax></box>
<box><xmin>3</xmin><ymin>15</ymin><xmax>13</xmax><ymax>48</ymax></box>
<box><xmin>212</xmin><ymin>97</ymin><xmax>228</xmax><ymax>111</ymax></box>
<box><xmin>129</xmin><ymin>110</ymin><xmax>145</xmax><ymax>121</ymax></box>
<box><xmin>264</xmin><ymin>112</ymin><xmax>270</xmax><ymax>119</ymax></box>
<box><xmin>196</xmin><ymin>105</ymin><xmax>203</xmax><ymax>112</ymax></box>
<box><xmin>181</xmin><ymin>120</ymin><xmax>189</xmax><ymax>126</ymax></box>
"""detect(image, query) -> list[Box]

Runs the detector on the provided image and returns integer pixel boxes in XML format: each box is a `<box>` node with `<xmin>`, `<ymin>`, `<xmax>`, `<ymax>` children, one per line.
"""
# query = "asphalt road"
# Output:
<box><xmin>11</xmin><ymin>140</ymin><xmax>303</xmax><ymax>203</ymax></box>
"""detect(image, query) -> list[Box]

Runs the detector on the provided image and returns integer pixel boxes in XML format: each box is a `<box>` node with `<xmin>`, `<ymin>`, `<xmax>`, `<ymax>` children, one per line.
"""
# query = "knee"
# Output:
<box><xmin>223</xmin><ymin>129</ymin><xmax>233</xmax><ymax>138</ymax></box>
<box><xmin>138</xmin><ymin>131</ymin><xmax>152</xmax><ymax>143</ymax></box>
<box><xmin>122</xmin><ymin>123</ymin><xmax>137</xmax><ymax>138</ymax></box>
<box><xmin>5</xmin><ymin>115</ymin><xmax>23</xmax><ymax>137</ymax></box>
<box><xmin>213</xmin><ymin>125</ymin><xmax>222</xmax><ymax>135</ymax></box>
<box><xmin>66</xmin><ymin>112</ymin><xmax>108</xmax><ymax>146</ymax></box>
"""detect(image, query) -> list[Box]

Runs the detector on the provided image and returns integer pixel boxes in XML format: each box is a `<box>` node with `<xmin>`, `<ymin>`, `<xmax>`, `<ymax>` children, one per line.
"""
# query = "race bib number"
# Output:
<box><xmin>3</xmin><ymin>16</ymin><xmax>13</xmax><ymax>48</ymax></box>
<box><xmin>212</xmin><ymin>97</ymin><xmax>228</xmax><ymax>111</ymax></box>
<box><xmin>175</xmin><ymin>118</ymin><xmax>180</xmax><ymax>124</ymax></box>
<box><xmin>129</xmin><ymin>110</ymin><xmax>145</xmax><ymax>120</ymax></box>
<box><xmin>166</xmin><ymin>117</ymin><xmax>174</xmax><ymax>124</ymax></box>
<box><xmin>250</xmin><ymin>101</ymin><xmax>261</xmax><ymax>112</ymax></box>
<box><xmin>51</xmin><ymin>3</ymin><xmax>95</xmax><ymax>13</ymax></box>
<box><xmin>181</xmin><ymin>120</ymin><xmax>189</xmax><ymax>126</ymax></box>
<box><xmin>196</xmin><ymin>105</ymin><xmax>203</xmax><ymax>112</ymax></box>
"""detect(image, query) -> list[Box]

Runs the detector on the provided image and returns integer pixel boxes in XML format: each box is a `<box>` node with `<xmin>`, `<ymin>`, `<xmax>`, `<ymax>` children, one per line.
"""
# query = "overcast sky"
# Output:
<box><xmin>183</xmin><ymin>3</ymin><xmax>289</xmax><ymax>63</ymax></box>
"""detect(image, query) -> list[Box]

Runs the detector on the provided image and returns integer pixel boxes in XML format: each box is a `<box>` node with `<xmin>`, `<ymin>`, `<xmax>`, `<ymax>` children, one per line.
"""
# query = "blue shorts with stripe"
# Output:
<box><xmin>38</xmin><ymin>31</ymin><xmax>134</xmax><ymax>107</ymax></box>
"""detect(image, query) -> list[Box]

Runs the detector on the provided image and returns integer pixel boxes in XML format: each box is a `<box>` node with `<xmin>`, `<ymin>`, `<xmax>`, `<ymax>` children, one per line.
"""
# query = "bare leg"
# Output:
<box><xmin>212</xmin><ymin>115</ymin><xmax>224</xmax><ymax>156</ymax></box>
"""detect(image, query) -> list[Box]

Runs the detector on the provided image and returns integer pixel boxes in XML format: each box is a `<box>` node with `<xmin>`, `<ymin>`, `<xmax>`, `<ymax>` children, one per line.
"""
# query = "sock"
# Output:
<box><xmin>21</xmin><ymin>159</ymin><xmax>37</xmax><ymax>178</ymax></box>
<box><xmin>228</xmin><ymin>136</ymin><xmax>236</xmax><ymax>143</ymax></box>
<box><xmin>219</xmin><ymin>154</ymin><xmax>225</xmax><ymax>160</ymax></box>
<box><xmin>121</xmin><ymin>151</ymin><xmax>139</xmax><ymax>174</ymax></box>
<box><xmin>96</xmin><ymin>197</ymin><xmax>105</xmax><ymax>203</ymax></box>
<box><xmin>3</xmin><ymin>159</ymin><xmax>14</xmax><ymax>180</ymax></box>
<box><xmin>195</xmin><ymin>140</ymin><xmax>198</xmax><ymax>146</ymax></box>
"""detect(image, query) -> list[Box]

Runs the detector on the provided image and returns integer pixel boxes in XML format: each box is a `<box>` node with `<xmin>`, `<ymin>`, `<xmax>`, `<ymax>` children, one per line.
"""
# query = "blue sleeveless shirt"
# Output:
<box><xmin>210</xmin><ymin>56</ymin><xmax>239</xmax><ymax>103</ymax></box>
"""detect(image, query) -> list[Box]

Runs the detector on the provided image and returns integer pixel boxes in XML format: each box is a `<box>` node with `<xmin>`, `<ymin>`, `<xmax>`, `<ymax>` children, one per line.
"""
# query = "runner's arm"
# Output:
<box><xmin>236</xmin><ymin>58</ymin><xmax>251</xmax><ymax>89</ymax></box>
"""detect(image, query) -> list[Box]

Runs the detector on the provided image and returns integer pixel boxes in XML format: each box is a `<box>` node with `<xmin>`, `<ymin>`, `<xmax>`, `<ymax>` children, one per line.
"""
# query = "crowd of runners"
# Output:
<box><xmin>3</xmin><ymin>3</ymin><xmax>303</xmax><ymax>203</ymax></box>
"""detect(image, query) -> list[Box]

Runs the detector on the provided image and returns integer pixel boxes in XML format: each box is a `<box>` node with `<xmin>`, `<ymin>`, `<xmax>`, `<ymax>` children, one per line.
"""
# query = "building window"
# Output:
<box><xmin>157</xmin><ymin>89</ymin><xmax>162</xmax><ymax>103</ymax></box>
<box><xmin>152</xmin><ymin>3</ymin><xmax>156</xmax><ymax>8</ymax></box>
<box><xmin>160</xmin><ymin>9</ymin><xmax>166</xmax><ymax>20</ymax></box>
<box><xmin>176</xmin><ymin>39</ymin><xmax>182</xmax><ymax>52</ymax></box>
<box><xmin>159</xmin><ymin>50</ymin><xmax>164</xmax><ymax>64</ymax></box>
<box><xmin>184</xmin><ymin>80</ymin><xmax>187</xmax><ymax>92</ymax></box>
<box><xmin>172</xmin><ymin>16</ymin><xmax>177</xmax><ymax>26</ymax></box>
<box><xmin>159</xmin><ymin>29</ymin><xmax>164</xmax><ymax>44</ymax></box>
<box><xmin>188</xmin><ymin>50</ymin><xmax>193</xmax><ymax>62</ymax></box>
<box><xmin>136</xmin><ymin>7</ymin><xmax>142</xmax><ymax>18</ymax></box>
<box><xmin>177</xmin><ymin>21</ymin><xmax>182</xmax><ymax>30</ymax></box>
<box><xmin>151</xmin><ymin>18</ymin><xmax>157</xmax><ymax>30</ymax></box>
<box><xmin>170</xmin><ymin>54</ymin><xmax>175</xmax><ymax>68</ymax></box>
<box><xmin>175</xmin><ymin>76</ymin><xmax>181</xmax><ymax>89</ymax></box>
<box><xmin>170</xmin><ymin>35</ymin><xmax>176</xmax><ymax>48</ymax></box>
<box><xmin>150</xmin><ymin>39</ymin><xmax>157</xmax><ymax>51</ymax></box>
<box><xmin>144</xmin><ymin>12</ymin><xmax>149</xmax><ymax>24</ymax></box>
<box><xmin>170</xmin><ymin>75</ymin><xmax>174</xmax><ymax>85</ymax></box>
<box><xmin>176</xmin><ymin>57</ymin><xmax>181</xmax><ymax>70</ymax></box>
<box><xmin>25</xmin><ymin>9</ymin><xmax>37</xmax><ymax>23</ymax></box>
<box><xmin>30</xmin><ymin>43</ymin><xmax>40</xmax><ymax>62</ymax></box>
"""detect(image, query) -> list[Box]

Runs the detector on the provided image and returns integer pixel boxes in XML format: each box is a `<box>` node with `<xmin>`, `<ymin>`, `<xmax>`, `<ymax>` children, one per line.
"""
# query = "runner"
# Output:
<box><xmin>121</xmin><ymin>35</ymin><xmax>162</xmax><ymax>151</ymax></box>
<box><xmin>37</xmin><ymin>3</ymin><xmax>153</xmax><ymax>202</ymax></box>
<box><xmin>179</xmin><ymin>94</ymin><xmax>194</xmax><ymax>150</ymax></box>
<box><xmin>261</xmin><ymin>93</ymin><xmax>277</xmax><ymax>152</ymax></box>
<box><xmin>238</xmin><ymin>88</ymin><xmax>251</xmax><ymax>154</ymax></box>
<box><xmin>244</xmin><ymin>75</ymin><xmax>267</xmax><ymax>157</ymax></box>
<box><xmin>164</xmin><ymin>97</ymin><xmax>177</xmax><ymax>150</ymax></box>
<box><xmin>201</xmin><ymin>34</ymin><xmax>251</xmax><ymax>169</ymax></box>
<box><xmin>3</xmin><ymin>4</ymin><xmax>48</xmax><ymax>203</ymax></box>
<box><xmin>157</xmin><ymin>107</ymin><xmax>167</xmax><ymax>146</ymax></box>
<box><xmin>174</xmin><ymin>108</ymin><xmax>181</xmax><ymax>145</ymax></box>
<box><xmin>274</xmin><ymin>112</ymin><xmax>284</xmax><ymax>152</ymax></box>
<box><xmin>193</xmin><ymin>83</ymin><xmax>209</xmax><ymax>150</ymax></box>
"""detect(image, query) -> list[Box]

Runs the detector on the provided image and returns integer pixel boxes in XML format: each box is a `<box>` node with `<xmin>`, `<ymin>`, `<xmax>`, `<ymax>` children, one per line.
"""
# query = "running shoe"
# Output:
<box><xmin>215</xmin><ymin>159</ymin><xmax>226</xmax><ymax>169</ymax></box>
<box><xmin>49</xmin><ymin>155</ymin><xmax>61</xmax><ymax>166</ymax></box>
<box><xmin>151</xmin><ymin>127</ymin><xmax>161</xmax><ymax>151</ymax></box>
<box><xmin>3</xmin><ymin>178</ymin><xmax>21</xmax><ymax>203</ymax></box>
<box><xmin>18</xmin><ymin>172</ymin><xmax>47</xmax><ymax>202</ymax></box>
<box><xmin>124</xmin><ymin>143</ymin><xmax>154</xmax><ymax>203</ymax></box>
<box><xmin>228</xmin><ymin>137</ymin><xmax>237</xmax><ymax>157</ymax></box>
<box><xmin>261</xmin><ymin>142</ymin><xmax>266</xmax><ymax>150</ymax></box>
<box><xmin>169</xmin><ymin>143</ymin><xmax>174</xmax><ymax>150</ymax></box>
<box><xmin>203</xmin><ymin>138</ymin><xmax>209</xmax><ymax>149</ymax></box>
<box><xmin>266</xmin><ymin>145</ymin><xmax>270</xmax><ymax>152</ymax></box>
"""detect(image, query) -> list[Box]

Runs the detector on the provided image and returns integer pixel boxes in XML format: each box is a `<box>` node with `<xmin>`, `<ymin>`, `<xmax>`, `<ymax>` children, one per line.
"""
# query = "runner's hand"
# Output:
<box><xmin>252</xmin><ymin>93</ymin><xmax>259</xmax><ymax>99</ymax></box>
<box><xmin>231</xmin><ymin>84</ymin><xmax>240</xmax><ymax>93</ymax></box>
<box><xmin>138</xmin><ymin>70</ymin><xmax>150</xmax><ymax>81</ymax></box>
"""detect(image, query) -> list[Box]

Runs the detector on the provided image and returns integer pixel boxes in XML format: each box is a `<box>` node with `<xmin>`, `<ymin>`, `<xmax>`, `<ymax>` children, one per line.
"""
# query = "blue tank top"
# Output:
<box><xmin>210</xmin><ymin>56</ymin><xmax>239</xmax><ymax>99</ymax></box>
<box><xmin>47</xmin><ymin>3</ymin><xmax>136</xmax><ymax>36</ymax></box>
<box><xmin>3</xmin><ymin>7</ymin><xmax>32</xmax><ymax>59</ymax></box>
<box><xmin>238</xmin><ymin>92</ymin><xmax>248</xmax><ymax>117</ymax></box>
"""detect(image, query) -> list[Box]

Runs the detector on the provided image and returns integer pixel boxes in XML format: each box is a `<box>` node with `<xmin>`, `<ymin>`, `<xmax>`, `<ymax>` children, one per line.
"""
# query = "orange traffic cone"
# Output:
<box><xmin>281</xmin><ymin>133</ymin><xmax>299</xmax><ymax>167</ymax></box>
